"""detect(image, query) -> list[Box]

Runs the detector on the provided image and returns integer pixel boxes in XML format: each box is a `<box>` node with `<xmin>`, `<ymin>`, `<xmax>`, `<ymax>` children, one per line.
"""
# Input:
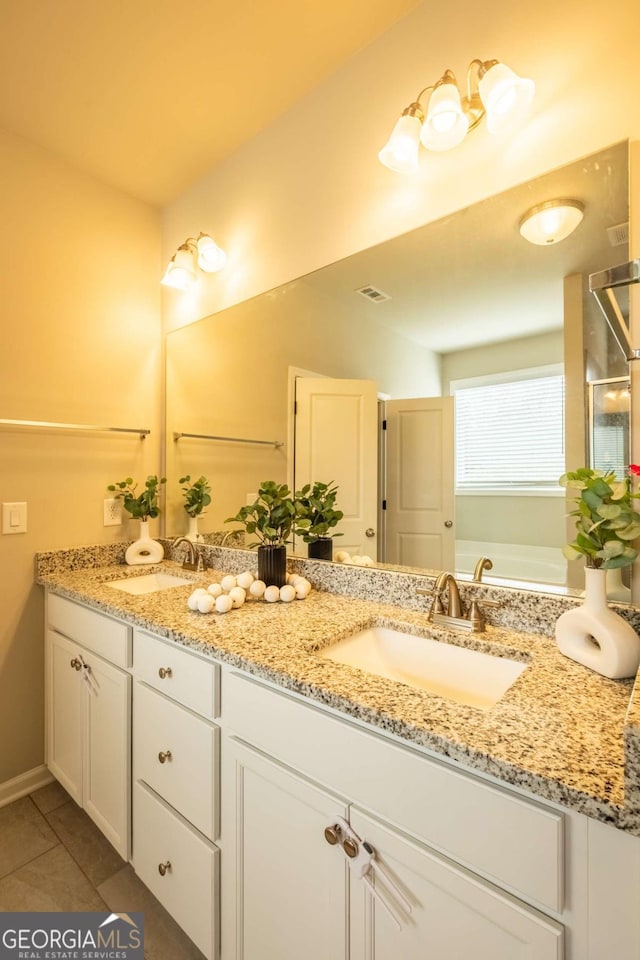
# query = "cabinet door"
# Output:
<box><xmin>46</xmin><ymin>629</ymin><xmax>83</xmax><ymax>804</ymax></box>
<box><xmin>82</xmin><ymin>650</ymin><xmax>131</xmax><ymax>860</ymax></box>
<box><xmin>223</xmin><ymin>737</ymin><xmax>349</xmax><ymax>960</ymax></box>
<box><xmin>349</xmin><ymin>809</ymin><xmax>563</xmax><ymax>960</ymax></box>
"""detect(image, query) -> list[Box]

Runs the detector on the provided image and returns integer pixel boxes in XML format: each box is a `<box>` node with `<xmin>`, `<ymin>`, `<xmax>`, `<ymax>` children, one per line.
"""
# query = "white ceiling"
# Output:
<box><xmin>0</xmin><ymin>0</ymin><xmax>418</xmax><ymax>206</ymax></box>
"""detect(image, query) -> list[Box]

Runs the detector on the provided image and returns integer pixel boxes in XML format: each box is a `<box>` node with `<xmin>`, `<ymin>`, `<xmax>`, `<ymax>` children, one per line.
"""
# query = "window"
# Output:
<box><xmin>452</xmin><ymin>365</ymin><xmax>565</xmax><ymax>494</ymax></box>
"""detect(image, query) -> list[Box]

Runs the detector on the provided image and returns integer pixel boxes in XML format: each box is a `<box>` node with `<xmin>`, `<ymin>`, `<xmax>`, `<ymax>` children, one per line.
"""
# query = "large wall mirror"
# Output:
<box><xmin>165</xmin><ymin>141</ymin><xmax>630</xmax><ymax>595</ymax></box>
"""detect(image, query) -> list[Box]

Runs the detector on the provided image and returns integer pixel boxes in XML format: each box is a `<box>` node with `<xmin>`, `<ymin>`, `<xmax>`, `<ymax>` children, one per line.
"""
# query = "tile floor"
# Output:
<box><xmin>0</xmin><ymin>781</ymin><xmax>205</xmax><ymax>959</ymax></box>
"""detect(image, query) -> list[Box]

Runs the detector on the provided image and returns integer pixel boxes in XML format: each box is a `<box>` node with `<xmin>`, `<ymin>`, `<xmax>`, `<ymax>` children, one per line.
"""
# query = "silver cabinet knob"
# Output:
<box><xmin>444</xmin><ymin>520</ymin><xmax>453</xmax><ymax>528</ymax></box>
<box><xmin>158</xmin><ymin>750</ymin><xmax>172</xmax><ymax>764</ymax></box>
<box><xmin>365</xmin><ymin>528</ymin><xmax>375</xmax><ymax>538</ymax></box>
<box><xmin>158</xmin><ymin>861</ymin><xmax>172</xmax><ymax>876</ymax></box>
<box><xmin>158</xmin><ymin>667</ymin><xmax>173</xmax><ymax>679</ymax></box>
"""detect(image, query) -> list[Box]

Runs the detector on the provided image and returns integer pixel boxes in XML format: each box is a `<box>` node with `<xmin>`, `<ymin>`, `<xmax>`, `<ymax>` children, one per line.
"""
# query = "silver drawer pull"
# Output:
<box><xmin>158</xmin><ymin>750</ymin><xmax>173</xmax><ymax>764</ymax></box>
<box><xmin>158</xmin><ymin>861</ymin><xmax>172</xmax><ymax>876</ymax></box>
<box><xmin>158</xmin><ymin>667</ymin><xmax>173</xmax><ymax>679</ymax></box>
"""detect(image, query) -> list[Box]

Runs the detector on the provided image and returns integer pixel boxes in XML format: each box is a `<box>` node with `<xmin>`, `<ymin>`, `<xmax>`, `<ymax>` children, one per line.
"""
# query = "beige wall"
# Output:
<box><xmin>0</xmin><ymin>130</ymin><xmax>161</xmax><ymax>783</ymax></box>
<box><xmin>162</xmin><ymin>0</ymin><xmax>640</xmax><ymax>335</ymax></box>
<box><xmin>166</xmin><ymin>278</ymin><xmax>440</xmax><ymax>534</ymax></box>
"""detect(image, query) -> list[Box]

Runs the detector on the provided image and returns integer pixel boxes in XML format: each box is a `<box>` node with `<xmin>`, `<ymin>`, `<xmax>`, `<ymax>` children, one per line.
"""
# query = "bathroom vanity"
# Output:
<box><xmin>38</xmin><ymin>546</ymin><xmax>640</xmax><ymax>959</ymax></box>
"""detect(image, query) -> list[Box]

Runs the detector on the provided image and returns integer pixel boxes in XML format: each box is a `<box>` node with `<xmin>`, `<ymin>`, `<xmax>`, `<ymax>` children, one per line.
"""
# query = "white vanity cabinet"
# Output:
<box><xmin>132</xmin><ymin>628</ymin><xmax>221</xmax><ymax>960</ymax></box>
<box><xmin>45</xmin><ymin>592</ymin><xmax>131</xmax><ymax>859</ymax></box>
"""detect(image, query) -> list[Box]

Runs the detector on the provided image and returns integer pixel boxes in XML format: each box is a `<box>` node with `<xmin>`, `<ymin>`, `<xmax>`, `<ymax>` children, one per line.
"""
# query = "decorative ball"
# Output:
<box><xmin>264</xmin><ymin>585</ymin><xmax>281</xmax><ymax>603</ymax></box>
<box><xmin>197</xmin><ymin>594</ymin><xmax>215</xmax><ymax>614</ymax></box>
<box><xmin>221</xmin><ymin>574</ymin><xmax>237</xmax><ymax>592</ymax></box>
<box><xmin>187</xmin><ymin>591</ymin><xmax>201</xmax><ymax>611</ymax></box>
<box><xmin>249</xmin><ymin>579</ymin><xmax>266</xmax><ymax>599</ymax></box>
<box><xmin>295</xmin><ymin>579</ymin><xmax>311</xmax><ymax>599</ymax></box>
<box><xmin>229</xmin><ymin>586</ymin><xmax>246</xmax><ymax>608</ymax></box>
<box><xmin>280</xmin><ymin>584</ymin><xmax>296</xmax><ymax>602</ymax></box>
<box><xmin>207</xmin><ymin>583</ymin><xmax>223</xmax><ymax>598</ymax></box>
<box><xmin>237</xmin><ymin>571</ymin><xmax>255</xmax><ymax>589</ymax></box>
<box><xmin>335</xmin><ymin>551</ymin><xmax>351</xmax><ymax>563</ymax></box>
<box><xmin>215</xmin><ymin>594</ymin><xmax>233</xmax><ymax>614</ymax></box>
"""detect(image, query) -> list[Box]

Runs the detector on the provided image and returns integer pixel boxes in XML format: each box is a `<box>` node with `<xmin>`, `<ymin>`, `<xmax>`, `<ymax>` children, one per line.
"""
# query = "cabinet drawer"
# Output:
<box><xmin>224</xmin><ymin>670</ymin><xmax>564</xmax><ymax>914</ymax></box>
<box><xmin>134</xmin><ymin>682</ymin><xmax>219</xmax><ymax>840</ymax></box>
<box><xmin>133</xmin><ymin>629</ymin><xmax>219</xmax><ymax>718</ymax></box>
<box><xmin>133</xmin><ymin>781</ymin><xmax>218</xmax><ymax>960</ymax></box>
<box><xmin>48</xmin><ymin>592</ymin><xmax>131</xmax><ymax>668</ymax></box>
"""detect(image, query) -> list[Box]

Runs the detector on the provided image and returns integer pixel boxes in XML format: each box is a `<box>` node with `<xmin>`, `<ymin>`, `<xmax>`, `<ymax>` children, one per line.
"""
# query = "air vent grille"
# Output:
<box><xmin>356</xmin><ymin>285</ymin><xmax>391</xmax><ymax>303</ymax></box>
<box><xmin>607</xmin><ymin>222</ymin><xmax>629</xmax><ymax>247</ymax></box>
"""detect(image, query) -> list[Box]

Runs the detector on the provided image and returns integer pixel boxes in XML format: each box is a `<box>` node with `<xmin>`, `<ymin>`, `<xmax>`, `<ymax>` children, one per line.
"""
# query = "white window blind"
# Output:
<box><xmin>453</xmin><ymin>369</ymin><xmax>565</xmax><ymax>492</ymax></box>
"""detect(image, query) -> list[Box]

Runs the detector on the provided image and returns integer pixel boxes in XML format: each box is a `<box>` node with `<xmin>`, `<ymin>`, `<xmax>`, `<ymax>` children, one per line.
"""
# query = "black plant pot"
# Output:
<box><xmin>258</xmin><ymin>544</ymin><xmax>287</xmax><ymax>587</ymax></box>
<box><xmin>307</xmin><ymin>538</ymin><xmax>333</xmax><ymax>561</ymax></box>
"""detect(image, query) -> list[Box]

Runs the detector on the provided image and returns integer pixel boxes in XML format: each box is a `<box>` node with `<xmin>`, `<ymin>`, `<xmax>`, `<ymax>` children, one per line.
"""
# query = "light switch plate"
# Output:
<box><xmin>2</xmin><ymin>501</ymin><xmax>27</xmax><ymax>534</ymax></box>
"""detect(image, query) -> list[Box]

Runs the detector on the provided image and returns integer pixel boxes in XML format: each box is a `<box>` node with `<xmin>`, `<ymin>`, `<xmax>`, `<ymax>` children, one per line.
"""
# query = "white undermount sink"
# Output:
<box><xmin>320</xmin><ymin>626</ymin><xmax>527</xmax><ymax>709</ymax></box>
<box><xmin>106</xmin><ymin>572</ymin><xmax>195</xmax><ymax>595</ymax></box>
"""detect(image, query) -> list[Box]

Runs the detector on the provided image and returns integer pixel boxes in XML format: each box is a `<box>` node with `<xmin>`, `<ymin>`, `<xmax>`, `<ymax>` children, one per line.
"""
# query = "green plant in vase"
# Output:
<box><xmin>180</xmin><ymin>474</ymin><xmax>211</xmax><ymax>541</ymax></box>
<box><xmin>561</xmin><ymin>466</ymin><xmax>640</xmax><ymax>569</ymax></box>
<box><xmin>226</xmin><ymin>481</ymin><xmax>295</xmax><ymax>586</ymax></box>
<box><xmin>107</xmin><ymin>475</ymin><xmax>167</xmax><ymax>565</ymax></box>
<box><xmin>294</xmin><ymin>481</ymin><xmax>343</xmax><ymax>560</ymax></box>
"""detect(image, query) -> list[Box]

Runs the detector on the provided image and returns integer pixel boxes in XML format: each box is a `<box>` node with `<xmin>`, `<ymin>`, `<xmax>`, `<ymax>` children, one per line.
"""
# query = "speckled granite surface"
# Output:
<box><xmin>35</xmin><ymin>547</ymin><xmax>640</xmax><ymax>834</ymax></box>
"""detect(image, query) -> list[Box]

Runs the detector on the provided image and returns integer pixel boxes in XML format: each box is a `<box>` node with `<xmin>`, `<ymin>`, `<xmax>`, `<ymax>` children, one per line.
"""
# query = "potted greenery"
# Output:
<box><xmin>294</xmin><ymin>481</ymin><xmax>343</xmax><ymax>561</ymax></box>
<box><xmin>226</xmin><ymin>480</ymin><xmax>295</xmax><ymax>586</ymax></box>
<box><xmin>107</xmin><ymin>475</ymin><xmax>167</xmax><ymax>565</ymax></box>
<box><xmin>556</xmin><ymin>466</ymin><xmax>640</xmax><ymax>678</ymax></box>
<box><xmin>180</xmin><ymin>474</ymin><xmax>212</xmax><ymax>542</ymax></box>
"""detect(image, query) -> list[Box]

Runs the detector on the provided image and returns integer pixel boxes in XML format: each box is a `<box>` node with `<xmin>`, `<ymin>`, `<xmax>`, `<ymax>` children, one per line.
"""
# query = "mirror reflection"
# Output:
<box><xmin>165</xmin><ymin>141</ymin><xmax>630</xmax><ymax>594</ymax></box>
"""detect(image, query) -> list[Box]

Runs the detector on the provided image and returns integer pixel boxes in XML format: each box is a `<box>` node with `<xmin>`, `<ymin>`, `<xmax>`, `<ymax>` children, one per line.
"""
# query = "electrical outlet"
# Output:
<box><xmin>103</xmin><ymin>497</ymin><xmax>122</xmax><ymax>526</ymax></box>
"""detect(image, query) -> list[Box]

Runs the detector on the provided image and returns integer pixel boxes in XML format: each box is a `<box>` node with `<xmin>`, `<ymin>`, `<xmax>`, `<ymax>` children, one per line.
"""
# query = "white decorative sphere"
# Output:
<box><xmin>221</xmin><ymin>574</ymin><xmax>237</xmax><ymax>592</ymax></box>
<box><xmin>335</xmin><ymin>551</ymin><xmax>351</xmax><ymax>563</ymax></box>
<box><xmin>249</xmin><ymin>579</ymin><xmax>266</xmax><ymax>598</ymax></box>
<box><xmin>197</xmin><ymin>594</ymin><xmax>215</xmax><ymax>614</ymax></box>
<box><xmin>207</xmin><ymin>583</ymin><xmax>223</xmax><ymax>598</ymax></box>
<box><xmin>215</xmin><ymin>594</ymin><xmax>233</xmax><ymax>614</ymax></box>
<box><xmin>237</xmin><ymin>571</ymin><xmax>255</xmax><ymax>589</ymax></box>
<box><xmin>187</xmin><ymin>591</ymin><xmax>201</xmax><ymax>611</ymax></box>
<box><xmin>229</xmin><ymin>586</ymin><xmax>246</xmax><ymax>608</ymax></box>
<box><xmin>295</xmin><ymin>579</ymin><xmax>312</xmax><ymax>599</ymax></box>
<box><xmin>280</xmin><ymin>584</ymin><xmax>296</xmax><ymax>602</ymax></box>
<box><xmin>264</xmin><ymin>585</ymin><xmax>281</xmax><ymax>603</ymax></box>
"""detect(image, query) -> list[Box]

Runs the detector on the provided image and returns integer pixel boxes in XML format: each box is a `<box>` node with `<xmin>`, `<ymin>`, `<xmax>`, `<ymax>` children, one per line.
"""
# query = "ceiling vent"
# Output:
<box><xmin>356</xmin><ymin>285</ymin><xmax>391</xmax><ymax>303</ymax></box>
<box><xmin>607</xmin><ymin>222</ymin><xmax>629</xmax><ymax>247</ymax></box>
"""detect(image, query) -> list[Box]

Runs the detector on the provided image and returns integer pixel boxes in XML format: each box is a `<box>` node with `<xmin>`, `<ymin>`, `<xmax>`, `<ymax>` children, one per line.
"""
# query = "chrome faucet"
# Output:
<box><xmin>172</xmin><ymin>537</ymin><xmax>205</xmax><ymax>572</ymax></box>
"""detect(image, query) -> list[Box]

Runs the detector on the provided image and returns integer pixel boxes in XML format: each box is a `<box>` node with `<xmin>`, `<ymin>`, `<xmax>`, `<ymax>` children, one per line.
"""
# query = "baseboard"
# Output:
<box><xmin>0</xmin><ymin>765</ymin><xmax>54</xmax><ymax>808</ymax></box>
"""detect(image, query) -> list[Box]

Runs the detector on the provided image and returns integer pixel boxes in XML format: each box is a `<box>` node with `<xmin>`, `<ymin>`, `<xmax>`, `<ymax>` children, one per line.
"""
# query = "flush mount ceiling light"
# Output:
<box><xmin>519</xmin><ymin>199</ymin><xmax>585</xmax><ymax>246</ymax></box>
<box><xmin>161</xmin><ymin>232</ymin><xmax>227</xmax><ymax>290</ymax></box>
<box><xmin>378</xmin><ymin>59</ymin><xmax>534</xmax><ymax>174</ymax></box>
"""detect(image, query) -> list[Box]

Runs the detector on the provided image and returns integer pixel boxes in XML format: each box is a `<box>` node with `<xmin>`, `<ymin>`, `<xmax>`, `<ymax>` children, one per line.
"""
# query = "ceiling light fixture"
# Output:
<box><xmin>519</xmin><ymin>200</ymin><xmax>585</xmax><ymax>246</ymax></box>
<box><xmin>161</xmin><ymin>232</ymin><xmax>227</xmax><ymax>290</ymax></box>
<box><xmin>379</xmin><ymin>59</ymin><xmax>534</xmax><ymax>174</ymax></box>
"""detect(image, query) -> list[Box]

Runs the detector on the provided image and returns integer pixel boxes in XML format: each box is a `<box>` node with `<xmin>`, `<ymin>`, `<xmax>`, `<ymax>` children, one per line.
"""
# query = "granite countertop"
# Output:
<box><xmin>36</xmin><ymin>556</ymin><xmax>640</xmax><ymax>834</ymax></box>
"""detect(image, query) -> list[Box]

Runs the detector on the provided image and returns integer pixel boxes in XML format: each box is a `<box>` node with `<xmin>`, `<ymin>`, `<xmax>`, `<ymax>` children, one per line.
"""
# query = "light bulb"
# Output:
<box><xmin>197</xmin><ymin>234</ymin><xmax>227</xmax><ymax>272</ymax></box>
<box><xmin>421</xmin><ymin>74</ymin><xmax>469</xmax><ymax>152</ymax></box>
<box><xmin>161</xmin><ymin>245</ymin><xmax>198</xmax><ymax>290</ymax></box>
<box><xmin>478</xmin><ymin>61</ymin><xmax>535</xmax><ymax>134</ymax></box>
<box><xmin>378</xmin><ymin>112</ymin><xmax>423</xmax><ymax>174</ymax></box>
<box><xmin>519</xmin><ymin>200</ymin><xmax>584</xmax><ymax>245</ymax></box>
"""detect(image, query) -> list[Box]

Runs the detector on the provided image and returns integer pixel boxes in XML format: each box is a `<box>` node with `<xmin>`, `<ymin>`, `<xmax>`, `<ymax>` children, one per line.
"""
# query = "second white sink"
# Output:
<box><xmin>106</xmin><ymin>572</ymin><xmax>195</xmax><ymax>595</ymax></box>
<box><xmin>320</xmin><ymin>626</ymin><xmax>527</xmax><ymax>709</ymax></box>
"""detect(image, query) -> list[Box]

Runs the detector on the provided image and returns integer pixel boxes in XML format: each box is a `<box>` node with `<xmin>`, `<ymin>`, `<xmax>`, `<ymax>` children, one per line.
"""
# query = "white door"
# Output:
<box><xmin>82</xmin><ymin>649</ymin><xmax>131</xmax><ymax>859</ymax></box>
<box><xmin>294</xmin><ymin>377</ymin><xmax>378</xmax><ymax>558</ymax></box>
<box><xmin>46</xmin><ymin>630</ymin><xmax>83</xmax><ymax>804</ymax></box>
<box><xmin>349</xmin><ymin>809</ymin><xmax>563</xmax><ymax>960</ymax></box>
<box><xmin>384</xmin><ymin>397</ymin><xmax>454</xmax><ymax>570</ymax></box>
<box><xmin>224</xmin><ymin>738</ymin><xmax>349</xmax><ymax>960</ymax></box>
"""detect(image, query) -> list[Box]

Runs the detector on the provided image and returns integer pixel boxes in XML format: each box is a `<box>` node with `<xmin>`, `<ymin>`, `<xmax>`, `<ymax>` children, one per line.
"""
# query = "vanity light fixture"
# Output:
<box><xmin>519</xmin><ymin>199</ymin><xmax>585</xmax><ymax>246</ymax></box>
<box><xmin>378</xmin><ymin>59</ymin><xmax>534</xmax><ymax>174</ymax></box>
<box><xmin>161</xmin><ymin>232</ymin><xmax>227</xmax><ymax>290</ymax></box>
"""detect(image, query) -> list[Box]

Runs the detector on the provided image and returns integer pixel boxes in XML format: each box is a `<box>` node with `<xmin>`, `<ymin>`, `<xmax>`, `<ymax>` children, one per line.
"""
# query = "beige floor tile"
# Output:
<box><xmin>0</xmin><ymin>796</ymin><xmax>58</xmax><ymax>879</ymax></box>
<box><xmin>30</xmin><ymin>779</ymin><xmax>72</xmax><ymax>815</ymax></box>
<box><xmin>46</xmin><ymin>799</ymin><xmax>126</xmax><ymax>888</ymax></box>
<box><xmin>98</xmin><ymin>865</ymin><xmax>206</xmax><ymax>960</ymax></box>
<box><xmin>0</xmin><ymin>844</ymin><xmax>107</xmax><ymax>911</ymax></box>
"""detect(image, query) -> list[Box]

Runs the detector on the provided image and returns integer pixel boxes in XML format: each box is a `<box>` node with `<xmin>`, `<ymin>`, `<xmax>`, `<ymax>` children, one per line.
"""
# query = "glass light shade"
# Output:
<box><xmin>421</xmin><ymin>82</ymin><xmax>469</xmax><ymax>152</ymax></box>
<box><xmin>197</xmin><ymin>234</ymin><xmax>227</xmax><ymax>273</ymax></box>
<box><xmin>378</xmin><ymin>114</ymin><xmax>422</xmax><ymax>174</ymax></box>
<box><xmin>161</xmin><ymin>246</ymin><xmax>198</xmax><ymax>290</ymax></box>
<box><xmin>519</xmin><ymin>200</ymin><xmax>584</xmax><ymax>245</ymax></box>
<box><xmin>478</xmin><ymin>62</ymin><xmax>535</xmax><ymax>133</ymax></box>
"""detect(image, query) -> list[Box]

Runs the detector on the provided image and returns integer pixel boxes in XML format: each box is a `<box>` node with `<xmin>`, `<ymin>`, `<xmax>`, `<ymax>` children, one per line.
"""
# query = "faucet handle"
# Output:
<box><xmin>467</xmin><ymin>596</ymin><xmax>502</xmax><ymax>632</ymax></box>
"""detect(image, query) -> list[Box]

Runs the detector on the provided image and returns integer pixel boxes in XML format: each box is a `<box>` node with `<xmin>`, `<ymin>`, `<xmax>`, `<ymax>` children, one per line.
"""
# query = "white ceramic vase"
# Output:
<box><xmin>185</xmin><ymin>515</ymin><xmax>204</xmax><ymax>543</ymax></box>
<box><xmin>125</xmin><ymin>519</ymin><xmax>164</xmax><ymax>566</ymax></box>
<box><xmin>555</xmin><ymin>567</ymin><xmax>640</xmax><ymax>679</ymax></box>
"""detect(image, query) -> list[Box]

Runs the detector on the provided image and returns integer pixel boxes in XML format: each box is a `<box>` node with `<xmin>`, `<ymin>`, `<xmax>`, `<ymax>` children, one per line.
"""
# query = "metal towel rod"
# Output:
<box><xmin>174</xmin><ymin>431</ymin><xmax>283</xmax><ymax>448</ymax></box>
<box><xmin>0</xmin><ymin>418</ymin><xmax>150</xmax><ymax>439</ymax></box>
